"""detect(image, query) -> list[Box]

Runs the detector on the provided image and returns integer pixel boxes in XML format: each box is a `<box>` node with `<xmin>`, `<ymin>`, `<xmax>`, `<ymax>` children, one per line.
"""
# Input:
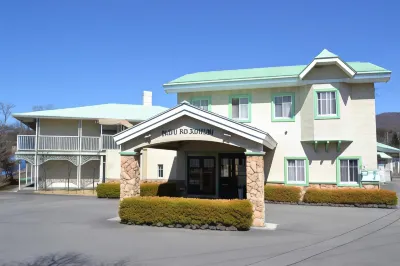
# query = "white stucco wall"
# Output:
<box><xmin>142</xmin><ymin>148</ymin><xmax>177</xmax><ymax>180</ymax></box>
<box><xmin>105</xmin><ymin>150</ymin><xmax>121</xmax><ymax>179</ymax></box>
<box><xmin>177</xmin><ymin>78</ymin><xmax>378</xmax><ymax>184</ymax></box>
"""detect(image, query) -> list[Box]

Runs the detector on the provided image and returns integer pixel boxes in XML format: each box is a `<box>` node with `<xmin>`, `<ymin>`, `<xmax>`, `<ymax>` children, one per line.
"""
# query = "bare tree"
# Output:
<box><xmin>0</xmin><ymin>102</ymin><xmax>15</xmax><ymax>125</ymax></box>
<box><xmin>0</xmin><ymin>128</ymin><xmax>15</xmax><ymax>182</ymax></box>
<box><xmin>32</xmin><ymin>104</ymin><xmax>54</xmax><ymax>111</ymax></box>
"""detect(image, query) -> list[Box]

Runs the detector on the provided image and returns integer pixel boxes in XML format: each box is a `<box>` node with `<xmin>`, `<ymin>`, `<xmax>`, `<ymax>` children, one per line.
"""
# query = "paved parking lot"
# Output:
<box><xmin>0</xmin><ymin>191</ymin><xmax>399</xmax><ymax>266</ymax></box>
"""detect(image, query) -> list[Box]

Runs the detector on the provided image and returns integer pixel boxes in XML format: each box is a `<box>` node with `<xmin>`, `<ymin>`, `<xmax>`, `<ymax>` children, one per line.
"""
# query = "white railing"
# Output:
<box><xmin>17</xmin><ymin>135</ymin><xmax>119</xmax><ymax>151</ymax></box>
<box><xmin>82</xmin><ymin>136</ymin><xmax>100</xmax><ymax>151</ymax></box>
<box><xmin>38</xmin><ymin>136</ymin><xmax>79</xmax><ymax>151</ymax></box>
<box><xmin>101</xmin><ymin>135</ymin><xmax>119</xmax><ymax>150</ymax></box>
<box><xmin>17</xmin><ymin>135</ymin><xmax>36</xmax><ymax>150</ymax></box>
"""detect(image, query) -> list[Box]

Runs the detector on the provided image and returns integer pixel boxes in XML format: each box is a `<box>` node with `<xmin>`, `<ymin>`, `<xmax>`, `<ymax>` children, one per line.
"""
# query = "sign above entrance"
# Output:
<box><xmin>161</xmin><ymin>128</ymin><xmax>214</xmax><ymax>137</ymax></box>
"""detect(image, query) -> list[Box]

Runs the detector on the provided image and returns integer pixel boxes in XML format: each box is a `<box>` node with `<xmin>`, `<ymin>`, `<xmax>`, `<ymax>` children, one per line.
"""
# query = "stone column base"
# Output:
<box><xmin>120</xmin><ymin>155</ymin><xmax>140</xmax><ymax>199</ymax></box>
<box><xmin>246</xmin><ymin>155</ymin><xmax>265</xmax><ymax>227</ymax></box>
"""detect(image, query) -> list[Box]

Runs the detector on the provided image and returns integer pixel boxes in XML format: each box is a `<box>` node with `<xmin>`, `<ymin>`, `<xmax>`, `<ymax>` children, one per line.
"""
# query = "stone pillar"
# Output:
<box><xmin>246</xmin><ymin>155</ymin><xmax>265</xmax><ymax>227</ymax></box>
<box><xmin>120</xmin><ymin>154</ymin><xmax>141</xmax><ymax>199</ymax></box>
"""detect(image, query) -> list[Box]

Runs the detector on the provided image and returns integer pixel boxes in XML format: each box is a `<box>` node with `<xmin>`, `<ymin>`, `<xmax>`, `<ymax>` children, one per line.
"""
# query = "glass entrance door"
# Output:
<box><xmin>219</xmin><ymin>154</ymin><xmax>246</xmax><ymax>199</ymax></box>
<box><xmin>187</xmin><ymin>156</ymin><xmax>216</xmax><ymax>195</ymax></box>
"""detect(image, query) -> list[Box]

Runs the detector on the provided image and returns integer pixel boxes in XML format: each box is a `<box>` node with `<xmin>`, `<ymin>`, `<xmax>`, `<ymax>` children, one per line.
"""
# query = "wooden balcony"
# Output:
<box><xmin>17</xmin><ymin>135</ymin><xmax>119</xmax><ymax>152</ymax></box>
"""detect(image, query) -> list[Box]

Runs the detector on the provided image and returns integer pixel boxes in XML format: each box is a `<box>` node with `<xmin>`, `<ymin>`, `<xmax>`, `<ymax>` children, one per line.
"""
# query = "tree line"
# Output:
<box><xmin>377</xmin><ymin>128</ymin><xmax>400</xmax><ymax>148</ymax></box>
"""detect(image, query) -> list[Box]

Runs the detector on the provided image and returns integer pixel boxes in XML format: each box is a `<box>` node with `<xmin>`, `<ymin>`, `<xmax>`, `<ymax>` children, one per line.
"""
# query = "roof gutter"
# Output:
<box><xmin>164</xmin><ymin>72</ymin><xmax>391</xmax><ymax>94</ymax></box>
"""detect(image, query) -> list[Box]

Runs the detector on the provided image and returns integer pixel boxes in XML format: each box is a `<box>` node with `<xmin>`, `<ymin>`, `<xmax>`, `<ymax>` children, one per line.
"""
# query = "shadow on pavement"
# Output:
<box><xmin>2</xmin><ymin>253</ymin><xmax>128</xmax><ymax>266</ymax></box>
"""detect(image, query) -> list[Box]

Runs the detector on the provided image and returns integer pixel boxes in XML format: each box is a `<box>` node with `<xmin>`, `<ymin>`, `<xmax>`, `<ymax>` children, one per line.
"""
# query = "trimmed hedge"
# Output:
<box><xmin>264</xmin><ymin>185</ymin><xmax>301</xmax><ymax>202</ymax></box>
<box><xmin>96</xmin><ymin>182</ymin><xmax>178</xmax><ymax>198</ymax></box>
<box><xmin>119</xmin><ymin>197</ymin><xmax>253</xmax><ymax>231</ymax></box>
<box><xmin>303</xmin><ymin>188</ymin><xmax>398</xmax><ymax>206</ymax></box>
<box><xmin>96</xmin><ymin>183</ymin><xmax>120</xmax><ymax>198</ymax></box>
<box><xmin>141</xmin><ymin>182</ymin><xmax>178</xmax><ymax>197</ymax></box>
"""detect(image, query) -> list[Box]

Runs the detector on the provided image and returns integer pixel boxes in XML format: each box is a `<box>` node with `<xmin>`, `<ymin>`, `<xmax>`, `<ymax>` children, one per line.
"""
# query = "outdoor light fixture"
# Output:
<box><xmin>223</xmin><ymin>133</ymin><xmax>231</xmax><ymax>137</ymax></box>
<box><xmin>144</xmin><ymin>134</ymin><xmax>151</xmax><ymax>138</ymax></box>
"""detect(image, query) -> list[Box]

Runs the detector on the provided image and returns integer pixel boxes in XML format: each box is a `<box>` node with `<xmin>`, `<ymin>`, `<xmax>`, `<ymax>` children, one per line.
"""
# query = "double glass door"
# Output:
<box><xmin>219</xmin><ymin>154</ymin><xmax>246</xmax><ymax>199</ymax></box>
<box><xmin>187</xmin><ymin>156</ymin><xmax>216</xmax><ymax>195</ymax></box>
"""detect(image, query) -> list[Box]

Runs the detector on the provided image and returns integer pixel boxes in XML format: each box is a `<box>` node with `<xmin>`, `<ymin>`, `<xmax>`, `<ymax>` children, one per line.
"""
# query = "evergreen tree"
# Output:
<box><xmin>391</xmin><ymin>132</ymin><xmax>400</xmax><ymax>148</ymax></box>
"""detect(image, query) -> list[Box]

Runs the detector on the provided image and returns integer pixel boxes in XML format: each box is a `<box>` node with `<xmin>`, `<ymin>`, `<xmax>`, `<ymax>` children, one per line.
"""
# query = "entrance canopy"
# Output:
<box><xmin>114</xmin><ymin>101</ymin><xmax>277</xmax><ymax>153</ymax></box>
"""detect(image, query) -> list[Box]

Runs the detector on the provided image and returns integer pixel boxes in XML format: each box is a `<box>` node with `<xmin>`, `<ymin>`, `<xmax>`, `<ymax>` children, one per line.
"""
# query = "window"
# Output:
<box><xmin>287</xmin><ymin>159</ymin><xmax>306</xmax><ymax>183</ymax></box>
<box><xmin>339</xmin><ymin>159</ymin><xmax>359</xmax><ymax>183</ymax></box>
<box><xmin>230</xmin><ymin>95</ymin><xmax>251</xmax><ymax>122</ymax></box>
<box><xmin>314</xmin><ymin>89</ymin><xmax>340</xmax><ymax>119</ymax></box>
<box><xmin>157</xmin><ymin>164</ymin><xmax>163</xmax><ymax>178</ymax></box>
<box><xmin>191</xmin><ymin>97</ymin><xmax>211</xmax><ymax>111</ymax></box>
<box><xmin>272</xmin><ymin>93</ymin><xmax>294</xmax><ymax>121</ymax></box>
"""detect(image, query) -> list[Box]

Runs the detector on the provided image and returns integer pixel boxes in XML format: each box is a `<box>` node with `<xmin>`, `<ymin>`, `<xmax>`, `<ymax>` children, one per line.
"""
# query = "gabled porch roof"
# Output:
<box><xmin>114</xmin><ymin>101</ymin><xmax>277</xmax><ymax>150</ymax></box>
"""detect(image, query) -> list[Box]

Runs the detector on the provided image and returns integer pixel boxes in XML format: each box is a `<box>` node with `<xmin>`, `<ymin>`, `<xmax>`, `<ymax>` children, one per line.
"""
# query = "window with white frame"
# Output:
<box><xmin>287</xmin><ymin>159</ymin><xmax>306</xmax><ymax>183</ymax></box>
<box><xmin>340</xmin><ymin>159</ymin><xmax>359</xmax><ymax>183</ymax></box>
<box><xmin>231</xmin><ymin>96</ymin><xmax>249</xmax><ymax>120</ymax></box>
<box><xmin>317</xmin><ymin>91</ymin><xmax>337</xmax><ymax>116</ymax></box>
<box><xmin>274</xmin><ymin>95</ymin><xmax>293</xmax><ymax>119</ymax></box>
<box><xmin>157</xmin><ymin>164</ymin><xmax>164</xmax><ymax>178</ymax></box>
<box><xmin>192</xmin><ymin>99</ymin><xmax>209</xmax><ymax>111</ymax></box>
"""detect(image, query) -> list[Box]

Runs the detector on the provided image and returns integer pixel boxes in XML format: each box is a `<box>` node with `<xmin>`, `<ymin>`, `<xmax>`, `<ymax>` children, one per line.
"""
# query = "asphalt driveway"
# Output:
<box><xmin>0</xmin><ymin>192</ymin><xmax>399</xmax><ymax>266</ymax></box>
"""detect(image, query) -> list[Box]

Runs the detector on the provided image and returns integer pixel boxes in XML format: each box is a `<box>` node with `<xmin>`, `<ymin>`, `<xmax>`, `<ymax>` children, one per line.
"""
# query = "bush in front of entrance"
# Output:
<box><xmin>119</xmin><ymin>197</ymin><xmax>253</xmax><ymax>231</ymax></box>
<box><xmin>264</xmin><ymin>185</ymin><xmax>301</xmax><ymax>202</ymax></box>
<box><xmin>140</xmin><ymin>182</ymin><xmax>178</xmax><ymax>197</ymax></box>
<box><xmin>96</xmin><ymin>183</ymin><xmax>120</xmax><ymax>198</ymax></box>
<box><xmin>96</xmin><ymin>182</ymin><xmax>178</xmax><ymax>198</ymax></box>
<box><xmin>303</xmin><ymin>188</ymin><xmax>398</xmax><ymax>206</ymax></box>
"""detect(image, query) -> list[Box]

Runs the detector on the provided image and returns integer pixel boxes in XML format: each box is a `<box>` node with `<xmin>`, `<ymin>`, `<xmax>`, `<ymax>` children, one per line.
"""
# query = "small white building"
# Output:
<box><xmin>377</xmin><ymin>142</ymin><xmax>400</xmax><ymax>182</ymax></box>
<box><xmin>13</xmin><ymin>91</ymin><xmax>177</xmax><ymax>190</ymax></box>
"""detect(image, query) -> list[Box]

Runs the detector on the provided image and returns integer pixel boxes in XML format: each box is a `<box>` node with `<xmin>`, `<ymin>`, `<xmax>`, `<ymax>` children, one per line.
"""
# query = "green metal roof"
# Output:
<box><xmin>377</xmin><ymin>142</ymin><xmax>400</xmax><ymax>153</ymax></box>
<box><xmin>166</xmin><ymin>62</ymin><xmax>390</xmax><ymax>85</ymax></box>
<box><xmin>315</xmin><ymin>49</ymin><xmax>338</xmax><ymax>59</ymax></box>
<box><xmin>377</xmin><ymin>152</ymin><xmax>392</xmax><ymax>159</ymax></box>
<box><xmin>12</xmin><ymin>104</ymin><xmax>168</xmax><ymax>122</ymax></box>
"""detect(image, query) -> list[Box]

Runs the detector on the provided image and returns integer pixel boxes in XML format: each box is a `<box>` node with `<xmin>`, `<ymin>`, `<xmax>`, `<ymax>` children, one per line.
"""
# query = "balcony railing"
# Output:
<box><xmin>39</xmin><ymin>136</ymin><xmax>79</xmax><ymax>151</ymax></box>
<box><xmin>17</xmin><ymin>135</ymin><xmax>35</xmax><ymax>151</ymax></box>
<box><xmin>101</xmin><ymin>135</ymin><xmax>119</xmax><ymax>150</ymax></box>
<box><xmin>82</xmin><ymin>136</ymin><xmax>100</xmax><ymax>151</ymax></box>
<box><xmin>17</xmin><ymin>135</ymin><xmax>119</xmax><ymax>151</ymax></box>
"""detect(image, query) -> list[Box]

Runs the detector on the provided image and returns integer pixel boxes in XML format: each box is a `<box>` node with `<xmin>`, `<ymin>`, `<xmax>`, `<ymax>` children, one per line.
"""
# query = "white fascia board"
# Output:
<box><xmin>299</xmin><ymin>58</ymin><xmax>356</xmax><ymax>80</ymax></box>
<box><xmin>163</xmin><ymin>74</ymin><xmax>391</xmax><ymax>95</ymax></box>
<box><xmin>164</xmin><ymin>77</ymin><xmax>299</xmax><ymax>94</ymax></box>
<box><xmin>116</xmin><ymin>110</ymin><xmax>266</xmax><ymax>146</ymax></box>
<box><xmin>350</xmin><ymin>73</ymin><xmax>391</xmax><ymax>83</ymax></box>
<box><xmin>114</xmin><ymin>104</ymin><xmax>268</xmax><ymax>142</ymax></box>
<box><xmin>115</xmin><ymin>105</ymin><xmax>276</xmax><ymax>148</ymax></box>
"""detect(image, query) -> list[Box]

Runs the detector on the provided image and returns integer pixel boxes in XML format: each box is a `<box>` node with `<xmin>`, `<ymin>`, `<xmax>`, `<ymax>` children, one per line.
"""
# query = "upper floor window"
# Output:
<box><xmin>272</xmin><ymin>93</ymin><xmax>295</xmax><ymax>122</ymax></box>
<box><xmin>191</xmin><ymin>97</ymin><xmax>211</xmax><ymax>111</ymax></box>
<box><xmin>229</xmin><ymin>94</ymin><xmax>251</xmax><ymax>122</ymax></box>
<box><xmin>314</xmin><ymin>89</ymin><xmax>340</xmax><ymax>120</ymax></box>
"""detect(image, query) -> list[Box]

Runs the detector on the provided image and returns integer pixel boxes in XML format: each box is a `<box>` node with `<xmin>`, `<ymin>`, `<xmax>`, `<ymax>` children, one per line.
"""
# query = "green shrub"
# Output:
<box><xmin>140</xmin><ymin>182</ymin><xmax>178</xmax><ymax>197</ymax></box>
<box><xmin>303</xmin><ymin>188</ymin><xmax>398</xmax><ymax>205</ymax></box>
<box><xmin>96</xmin><ymin>182</ymin><xmax>179</xmax><ymax>198</ymax></box>
<box><xmin>119</xmin><ymin>197</ymin><xmax>253</xmax><ymax>231</ymax></box>
<box><xmin>264</xmin><ymin>185</ymin><xmax>301</xmax><ymax>202</ymax></box>
<box><xmin>96</xmin><ymin>183</ymin><xmax>120</xmax><ymax>198</ymax></box>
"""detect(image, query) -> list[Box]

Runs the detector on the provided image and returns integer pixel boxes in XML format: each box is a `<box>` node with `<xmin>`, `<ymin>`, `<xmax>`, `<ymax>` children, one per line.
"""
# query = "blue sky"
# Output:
<box><xmin>0</xmin><ymin>0</ymin><xmax>399</xmax><ymax>115</ymax></box>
